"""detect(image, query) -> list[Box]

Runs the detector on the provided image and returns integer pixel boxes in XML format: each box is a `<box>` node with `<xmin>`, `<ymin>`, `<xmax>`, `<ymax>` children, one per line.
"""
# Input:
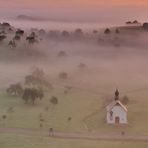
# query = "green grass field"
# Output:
<box><xmin>1</xmin><ymin>69</ymin><xmax>148</xmax><ymax>147</ymax></box>
<box><xmin>0</xmin><ymin>75</ymin><xmax>148</xmax><ymax>135</ymax></box>
<box><xmin>0</xmin><ymin>133</ymin><xmax>148</xmax><ymax>148</ymax></box>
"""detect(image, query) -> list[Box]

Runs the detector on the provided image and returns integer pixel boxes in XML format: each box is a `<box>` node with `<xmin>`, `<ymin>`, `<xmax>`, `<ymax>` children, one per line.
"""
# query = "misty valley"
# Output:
<box><xmin>0</xmin><ymin>20</ymin><xmax>148</xmax><ymax>148</ymax></box>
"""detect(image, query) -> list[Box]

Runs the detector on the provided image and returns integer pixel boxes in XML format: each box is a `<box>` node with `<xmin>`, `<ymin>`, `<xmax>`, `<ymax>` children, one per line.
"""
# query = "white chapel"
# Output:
<box><xmin>106</xmin><ymin>90</ymin><xmax>128</xmax><ymax>124</ymax></box>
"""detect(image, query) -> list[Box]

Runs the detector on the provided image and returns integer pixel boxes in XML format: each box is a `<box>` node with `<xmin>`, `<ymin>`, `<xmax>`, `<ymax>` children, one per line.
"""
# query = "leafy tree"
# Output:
<box><xmin>22</xmin><ymin>88</ymin><xmax>44</xmax><ymax>104</ymax></box>
<box><xmin>50</xmin><ymin>96</ymin><xmax>58</xmax><ymax>105</ymax></box>
<box><xmin>30</xmin><ymin>32</ymin><xmax>36</xmax><ymax>37</ymax></box>
<box><xmin>26</xmin><ymin>36</ymin><xmax>37</xmax><ymax>44</ymax></box>
<box><xmin>26</xmin><ymin>32</ymin><xmax>38</xmax><ymax>44</ymax></box>
<box><xmin>73</xmin><ymin>28</ymin><xmax>84</xmax><ymax>40</ymax></box>
<box><xmin>74</xmin><ymin>28</ymin><xmax>83</xmax><ymax>36</ymax></box>
<box><xmin>104</xmin><ymin>28</ymin><xmax>111</xmax><ymax>34</ymax></box>
<box><xmin>22</xmin><ymin>88</ymin><xmax>30</xmax><ymax>103</ymax></box>
<box><xmin>7</xmin><ymin>83</ymin><xmax>23</xmax><ymax>96</ymax></box>
<box><xmin>133</xmin><ymin>20</ymin><xmax>139</xmax><ymax>24</ymax></box>
<box><xmin>61</xmin><ymin>30</ymin><xmax>69</xmax><ymax>38</ymax></box>
<box><xmin>29</xmin><ymin>88</ymin><xmax>41</xmax><ymax>104</ymax></box>
<box><xmin>126</xmin><ymin>21</ymin><xmax>132</xmax><ymax>25</ymax></box>
<box><xmin>16</xmin><ymin>29</ymin><xmax>24</xmax><ymax>36</ymax></box>
<box><xmin>126</xmin><ymin>20</ymin><xmax>139</xmax><ymax>25</ymax></box>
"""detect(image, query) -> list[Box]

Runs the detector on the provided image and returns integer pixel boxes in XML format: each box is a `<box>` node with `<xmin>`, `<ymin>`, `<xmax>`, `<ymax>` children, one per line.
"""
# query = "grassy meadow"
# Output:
<box><xmin>0</xmin><ymin>25</ymin><xmax>148</xmax><ymax>147</ymax></box>
<box><xmin>0</xmin><ymin>134</ymin><xmax>148</xmax><ymax>148</ymax></box>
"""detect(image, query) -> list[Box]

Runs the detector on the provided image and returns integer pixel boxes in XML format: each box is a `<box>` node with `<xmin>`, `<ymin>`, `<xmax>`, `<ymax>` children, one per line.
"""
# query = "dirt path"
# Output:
<box><xmin>0</xmin><ymin>127</ymin><xmax>148</xmax><ymax>142</ymax></box>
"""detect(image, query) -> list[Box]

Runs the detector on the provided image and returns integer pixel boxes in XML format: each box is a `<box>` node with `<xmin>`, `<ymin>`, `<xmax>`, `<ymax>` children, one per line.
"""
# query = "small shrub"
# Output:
<box><xmin>2</xmin><ymin>115</ymin><xmax>7</xmax><ymax>120</ymax></box>
<box><xmin>50</xmin><ymin>96</ymin><xmax>58</xmax><ymax>105</ymax></box>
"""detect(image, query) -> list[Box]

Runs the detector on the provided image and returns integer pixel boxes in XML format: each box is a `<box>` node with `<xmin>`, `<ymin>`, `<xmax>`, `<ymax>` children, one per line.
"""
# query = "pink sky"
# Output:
<box><xmin>0</xmin><ymin>0</ymin><xmax>148</xmax><ymax>9</ymax></box>
<box><xmin>0</xmin><ymin>0</ymin><xmax>148</xmax><ymax>22</ymax></box>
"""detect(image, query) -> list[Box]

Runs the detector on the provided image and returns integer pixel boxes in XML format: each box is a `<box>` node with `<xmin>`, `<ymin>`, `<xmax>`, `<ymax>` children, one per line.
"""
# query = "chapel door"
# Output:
<box><xmin>115</xmin><ymin>116</ymin><xmax>120</xmax><ymax>124</ymax></box>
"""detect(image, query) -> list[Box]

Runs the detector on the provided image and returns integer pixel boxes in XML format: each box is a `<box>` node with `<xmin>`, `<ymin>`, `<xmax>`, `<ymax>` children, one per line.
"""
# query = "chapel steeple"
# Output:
<box><xmin>115</xmin><ymin>89</ymin><xmax>119</xmax><ymax>101</ymax></box>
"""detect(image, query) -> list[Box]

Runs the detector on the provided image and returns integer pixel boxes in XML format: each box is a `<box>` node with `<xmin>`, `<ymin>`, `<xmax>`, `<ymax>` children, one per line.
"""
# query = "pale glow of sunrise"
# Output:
<box><xmin>0</xmin><ymin>0</ymin><xmax>148</xmax><ymax>22</ymax></box>
<box><xmin>0</xmin><ymin>0</ymin><xmax>148</xmax><ymax>9</ymax></box>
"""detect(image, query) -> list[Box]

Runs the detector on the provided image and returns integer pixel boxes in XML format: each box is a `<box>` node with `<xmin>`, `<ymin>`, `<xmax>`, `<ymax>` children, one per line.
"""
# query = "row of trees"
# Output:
<box><xmin>0</xmin><ymin>22</ymin><xmax>40</xmax><ymax>47</ymax></box>
<box><xmin>126</xmin><ymin>20</ymin><xmax>140</xmax><ymax>25</ymax></box>
<box><xmin>0</xmin><ymin>21</ymin><xmax>127</xmax><ymax>50</ymax></box>
<box><xmin>7</xmin><ymin>83</ymin><xmax>44</xmax><ymax>105</ymax></box>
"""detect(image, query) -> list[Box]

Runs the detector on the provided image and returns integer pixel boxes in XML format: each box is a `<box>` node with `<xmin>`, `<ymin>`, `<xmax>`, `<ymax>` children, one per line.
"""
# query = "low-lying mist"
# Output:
<box><xmin>1</xmin><ymin>22</ymin><xmax>148</xmax><ymax>95</ymax></box>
